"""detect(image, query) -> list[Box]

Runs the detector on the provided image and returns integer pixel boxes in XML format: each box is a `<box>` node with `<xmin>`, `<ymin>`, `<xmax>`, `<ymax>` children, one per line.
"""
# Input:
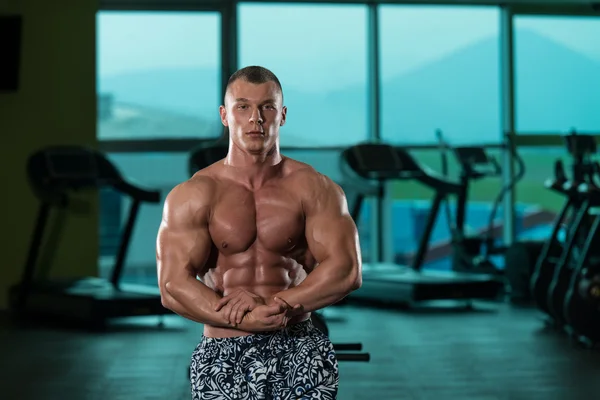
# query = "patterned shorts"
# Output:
<box><xmin>190</xmin><ymin>319</ymin><xmax>339</xmax><ymax>400</ymax></box>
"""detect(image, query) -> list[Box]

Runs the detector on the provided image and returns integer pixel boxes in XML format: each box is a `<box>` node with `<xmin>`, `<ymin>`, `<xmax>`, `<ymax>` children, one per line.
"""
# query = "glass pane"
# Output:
<box><xmin>100</xmin><ymin>149</ymin><xmax>372</xmax><ymax>286</ymax></box>
<box><xmin>96</xmin><ymin>11</ymin><xmax>222</xmax><ymax>140</ymax></box>
<box><xmin>514</xmin><ymin>16</ymin><xmax>600</xmax><ymax>133</ymax></box>
<box><xmin>515</xmin><ymin>147</ymin><xmax>569</xmax><ymax>240</ymax></box>
<box><xmin>237</xmin><ymin>4</ymin><xmax>369</xmax><ymax>147</ymax></box>
<box><xmin>387</xmin><ymin>148</ymin><xmax>504</xmax><ymax>271</ymax></box>
<box><xmin>379</xmin><ymin>6</ymin><xmax>501</xmax><ymax>145</ymax></box>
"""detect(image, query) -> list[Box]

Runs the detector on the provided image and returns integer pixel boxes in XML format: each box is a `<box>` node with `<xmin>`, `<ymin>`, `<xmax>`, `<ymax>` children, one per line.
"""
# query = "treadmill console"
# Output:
<box><xmin>45</xmin><ymin>149</ymin><xmax>98</xmax><ymax>179</ymax></box>
<box><xmin>28</xmin><ymin>146</ymin><xmax>123</xmax><ymax>197</ymax></box>
<box><xmin>453</xmin><ymin>146</ymin><xmax>500</xmax><ymax>178</ymax></box>
<box><xmin>343</xmin><ymin>143</ymin><xmax>402</xmax><ymax>180</ymax></box>
<box><xmin>564</xmin><ymin>132</ymin><xmax>596</xmax><ymax>159</ymax></box>
<box><xmin>341</xmin><ymin>143</ymin><xmax>425</xmax><ymax>181</ymax></box>
<box><xmin>563</xmin><ymin>132</ymin><xmax>597</xmax><ymax>182</ymax></box>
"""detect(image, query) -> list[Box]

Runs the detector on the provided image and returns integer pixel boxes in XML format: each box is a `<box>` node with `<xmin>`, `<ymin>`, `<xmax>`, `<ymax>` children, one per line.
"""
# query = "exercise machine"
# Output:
<box><xmin>508</xmin><ymin>133</ymin><xmax>597</xmax><ymax>305</ymax></box>
<box><xmin>8</xmin><ymin>146</ymin><xmax>166</xmax><ymax>329</ymax></box>
<box><xmin>505</xmin><ymin>159</ymin><xmax>566</xmax><ymax>304</ymax></box>
<box><xmin>340</xmin><ymin>142</ymin><xmax>505</xmax><ymax>308</ymax></box>
<box><xmin>529</xmin><ymin>133</ymin><xmax>598</xmax><ymax>324</ymax></box>
<box><xmin>546</xmin><ymin>134</ymin><xmax>600</xmax><ymax>326</ymax></box>
<box><xmin>437</xmin><ymin>132</ymin><xmax>525</xmax><ymax>276</ymax></box>
<box><xmin>187</xmin><ymin>143</ymin><xmax>370</xmax><ymax>362</ymax></box>
<box><xmin>563</xmin><ymin>182</ymin><xmax>600</xmax><ymax>345</ymax></box>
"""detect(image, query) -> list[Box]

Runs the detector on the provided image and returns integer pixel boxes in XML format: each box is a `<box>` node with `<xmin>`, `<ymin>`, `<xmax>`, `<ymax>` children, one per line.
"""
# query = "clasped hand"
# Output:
<box><xmin>214</xmin><ymin>288</ymin><xmax>303</xmax><ymax>332</ymax></box>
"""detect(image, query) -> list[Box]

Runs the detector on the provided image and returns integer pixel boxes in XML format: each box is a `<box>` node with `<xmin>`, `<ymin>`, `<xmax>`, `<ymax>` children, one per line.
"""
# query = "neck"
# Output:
<box><xmin>224</xmin><ymin>141</ymin><xmax>283</xmax><ymax>189</ymax></box>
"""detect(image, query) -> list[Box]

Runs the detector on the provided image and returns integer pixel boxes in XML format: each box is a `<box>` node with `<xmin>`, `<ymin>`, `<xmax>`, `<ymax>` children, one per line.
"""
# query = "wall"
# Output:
<box><xmin>0</xmin><ymin>0</ymin><xmax>98</xmax><ymax>309</ymax></box>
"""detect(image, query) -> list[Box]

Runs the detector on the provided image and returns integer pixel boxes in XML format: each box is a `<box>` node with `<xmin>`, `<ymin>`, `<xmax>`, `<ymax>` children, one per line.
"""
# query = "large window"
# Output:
<box><xmin>378</xmin><ymin>6</ymin><xmax>502</xmax><ymax>270</ymax></box>
<box><xmin>379</xmin><ymin>6</ymin><xmax>501</xmax><ymax>145</ymax></box>
<box><xmin>96</xmin><ymin>11</ymin><xmax>222</xmax><ymax>140</ymax></box>
<box><xmin>237</xmin><ymin>4</ymin><xmax>369</xmax><ymax>147</ymax></box>
<box><xmin>514</xmin><ymin>16</ymin><xmax>600</xmax><ymax>133</ymax></box>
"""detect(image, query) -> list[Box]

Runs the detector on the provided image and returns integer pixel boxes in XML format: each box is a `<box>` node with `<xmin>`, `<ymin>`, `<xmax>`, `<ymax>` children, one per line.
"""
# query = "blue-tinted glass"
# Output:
<box><xmin>379</xmin><ymin>6</ymin><xmax>501</xmax><ymax>145</ymax></box>
<box><xmin>514</xmin><ymin>16</ymin><xmax>600</xmax><ymax>133</ymax></box>
<box><xmin>96</xmin><ymin>11</ymin><xmax>222</xmax><ymax>140</ymax></box>
<box><xmin>238</xmin><ymin>3</ymin><xmax>369</xmax><ymax>147</ymax></box>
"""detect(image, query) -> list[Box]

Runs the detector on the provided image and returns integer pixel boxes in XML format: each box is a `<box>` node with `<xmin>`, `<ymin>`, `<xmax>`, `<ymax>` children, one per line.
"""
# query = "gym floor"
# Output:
<box><xmin>0</xmin><ymin>302</ymin><xmax>598</xmax><ymax>400</ymax></box>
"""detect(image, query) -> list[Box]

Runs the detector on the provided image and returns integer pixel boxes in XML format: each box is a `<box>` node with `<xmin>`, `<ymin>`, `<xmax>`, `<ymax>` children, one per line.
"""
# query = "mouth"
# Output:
<box><xmin>245</xmin><ymin>131</ymin><xmax>264</xmax><ymax>137</ymax></box>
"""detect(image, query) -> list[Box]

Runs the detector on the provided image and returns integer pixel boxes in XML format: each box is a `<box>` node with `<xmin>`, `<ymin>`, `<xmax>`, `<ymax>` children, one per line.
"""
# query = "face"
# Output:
<box><xmin>220</xmin><ymin>79</ymin><xmax>287</xmax><ymax>155</ymax></box>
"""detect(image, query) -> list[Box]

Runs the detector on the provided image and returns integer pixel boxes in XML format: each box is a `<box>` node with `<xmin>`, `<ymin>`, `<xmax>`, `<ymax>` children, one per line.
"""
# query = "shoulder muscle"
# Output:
<box><xmin>292</xmin><ymin>168</ymin><xmax>347</xmax><ymax>217</ymax></box>
<box><xmin>162</xmin><ymin>176</ymin><xmax>215</xmax><ymax>229</ymax></box>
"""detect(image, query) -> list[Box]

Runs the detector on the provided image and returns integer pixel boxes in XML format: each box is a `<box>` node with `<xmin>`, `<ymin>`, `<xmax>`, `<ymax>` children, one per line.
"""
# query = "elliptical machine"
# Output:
<box><xmin>436</xmin><ymin>131</ymin><xmax>526</xmax><ymax>276</ymax></box>
<box><xmin>508</xmin><ymin>132</ymin><xmax>597</xmax><ymax>306</ymax></box>
<box><xmin>529</xmin><ymin>133</ymin><xmax>599</xmax><ymax>323</ymax></box>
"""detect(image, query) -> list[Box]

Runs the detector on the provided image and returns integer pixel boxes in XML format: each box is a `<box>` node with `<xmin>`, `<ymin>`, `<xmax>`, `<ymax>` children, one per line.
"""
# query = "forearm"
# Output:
<box><xmin>273</xmin><ymin>260</ymin><xmax>360</xmax><ymax>313</ymax></box>
<box><xmin>162</xmin><ymin>276</ymin><xmax>232</xmax><ymax>327</ymax></box>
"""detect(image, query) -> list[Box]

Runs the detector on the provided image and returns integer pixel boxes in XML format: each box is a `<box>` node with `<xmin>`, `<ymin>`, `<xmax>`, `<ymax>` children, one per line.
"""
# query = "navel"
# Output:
<box><xmin>288</xmin><ymin>238</ymin><xmax>292</xmax><ymax>244</ymax></box>
<box><xmin>221</xmin><ymin>241</ymin><xmax>228</xmax><ymax>249</ymax></box>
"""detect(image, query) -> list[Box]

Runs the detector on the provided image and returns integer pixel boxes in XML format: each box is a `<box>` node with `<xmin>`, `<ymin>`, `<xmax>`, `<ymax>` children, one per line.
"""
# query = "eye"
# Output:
<box><xmin>237</xmin><ymin>104</ymin><xmax>248</xmax><ymax>110</ymax></box>
<box><xmin>263</xmin><ymin>105</ymin><xmax>275</xmax><ymax>110</ymax></box>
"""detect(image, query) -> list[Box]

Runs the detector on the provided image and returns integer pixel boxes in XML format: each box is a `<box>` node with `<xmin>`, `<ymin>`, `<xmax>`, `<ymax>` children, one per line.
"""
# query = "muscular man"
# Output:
<box><xmin>156</xmin><ymin>65</ymin><xmax>362</xmax><ymax>400</ymax></box>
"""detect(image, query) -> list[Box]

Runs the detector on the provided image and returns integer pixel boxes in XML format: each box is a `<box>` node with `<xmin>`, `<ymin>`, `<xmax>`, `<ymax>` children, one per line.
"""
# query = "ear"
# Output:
<box><xmin>280</xmin><ymin>106</ymin><xmax>287</xmax><ymax>127</ymax></box>
<box><xmin>219</xmin><ymin>105</ymin><xmax>228</xmax><ymax>126</ymax></box>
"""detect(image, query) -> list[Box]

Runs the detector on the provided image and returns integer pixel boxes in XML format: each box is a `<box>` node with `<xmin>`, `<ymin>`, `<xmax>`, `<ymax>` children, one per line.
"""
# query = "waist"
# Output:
<box><xmin>203</xmin><ymin>313</ymin><xmax>311</xmax><ymax>338</ymax></box>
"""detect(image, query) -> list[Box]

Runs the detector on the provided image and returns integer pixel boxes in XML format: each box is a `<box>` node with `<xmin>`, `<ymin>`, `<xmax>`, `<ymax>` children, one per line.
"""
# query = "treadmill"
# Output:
<box><xmin>444</xmin><ymin>145</ymin><xmax>516</xmax><ymax>274</ymax></box>
<box><xmin>8</xmin><ymin>145</ymin><xmax>167</xmax><ymax>329</ymax></box>
<box><xmin>340</xmin><ymin>142</ymin><xmax>505</xmax><ymax>307</ymax></box>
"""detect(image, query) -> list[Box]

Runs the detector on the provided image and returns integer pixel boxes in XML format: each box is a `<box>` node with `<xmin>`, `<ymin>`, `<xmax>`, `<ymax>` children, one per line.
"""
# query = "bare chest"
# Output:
<box><xmin>209</xmin><ymin>184</ymin><xmax>305</xmax><ymax>254</ymax></box>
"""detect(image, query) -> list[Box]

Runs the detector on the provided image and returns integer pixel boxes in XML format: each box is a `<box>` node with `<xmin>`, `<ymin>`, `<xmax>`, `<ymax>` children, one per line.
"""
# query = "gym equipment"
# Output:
<box><xmin>545</xmin><ymin>199</ymin><xmax>594</xmax><ymax>325</ymax></box>
<box><xmin>8</xmin><ymin>146</ymin><xmax>166</xmax><ymax>329</ymax></box>
<box><xmin>509</xmin><ymin>159</ymin><xmax>568</xmax><ymax>305</ymax></box>
<box><xmin>340</xmin><ymin>142</ymin><xmax>505</xmax><ymax>308</ymax></box>
<box><xmin>546</xmin><ymin>134</ymin><xmax>599</xmax><ymax>324</ymax></box>
<box><xmin>187</xmin><ymin>143</ymin><xmax>370</xmax><ymax>362</ymax></box>
<box><xmin>437</xmin><ymin>132</ymin><xmax>525</xmax><ymax>276</ymax></box>
<box><xmin>530</xmin><ymin>133</ymin><xmax>598</xmax><ymax>325</ymax></box>
<box><xmin>563</xmin><ymin>183</ymin><xmax>600</xmax><ymax>344</ymax></box>
<box><xmin>310</xmin><ymin>313</ymin><xmax>369</xmax><ymax>361</ymax></box>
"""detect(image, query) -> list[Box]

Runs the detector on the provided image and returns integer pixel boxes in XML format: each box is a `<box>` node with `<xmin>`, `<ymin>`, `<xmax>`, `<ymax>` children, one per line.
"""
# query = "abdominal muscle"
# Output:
<box><xmin>201</xmin><ymin>257</ymin><xmax>310</xmax><ymax>338</ymax></box>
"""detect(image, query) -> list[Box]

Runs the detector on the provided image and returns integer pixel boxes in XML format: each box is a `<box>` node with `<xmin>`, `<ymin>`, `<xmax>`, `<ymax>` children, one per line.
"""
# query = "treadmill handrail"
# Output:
<box><xmin>453</xmin><ymin>146</ymin><xmax>502</xmax><ymax>179</ymax></box>
<box><xmin>407</xmin><ymin>167</ymin><xmax>464</xmax><ymax>196</ymax></box>
<box><xmin>27</xmin><ymin>145</ymin><xmax>160</xmax><ymax>204</ymax></box>
<box><xmin>112</xmin><ymin>180</ymin><xmax>161</xmax><ymax>203</ymax></box>
<box><xmin>340</xmin><ymin>143</ymin><xmax>464</xmax><ymax>192</ymax></box>
<box><xmin>390</xmin><ymin>145</ymin><xmax>465</xmax><ymax>195</ymax></box>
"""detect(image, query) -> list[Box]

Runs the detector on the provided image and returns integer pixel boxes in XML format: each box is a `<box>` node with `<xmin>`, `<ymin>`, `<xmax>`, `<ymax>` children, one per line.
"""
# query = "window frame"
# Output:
<box><xmin>508</xmin><ymin>7</ymin><xmax>600</xmax><ymax>147</ymax></box>
<box><xmin>97</xmin><ymin>0</ymin><xmax>600</xmax><ymax>254</ymax></box>
<box><xmin>97</xmin><ymin>1</ymin><xmax>236</xmax><ymax>151</ymax></box>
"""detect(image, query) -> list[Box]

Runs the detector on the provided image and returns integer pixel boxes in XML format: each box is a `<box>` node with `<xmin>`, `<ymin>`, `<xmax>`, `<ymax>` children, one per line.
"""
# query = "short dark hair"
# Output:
<box><xmin>226</xmin><ymin>65</ymin><xmax>284</xmax><ymax>101</ymax></box>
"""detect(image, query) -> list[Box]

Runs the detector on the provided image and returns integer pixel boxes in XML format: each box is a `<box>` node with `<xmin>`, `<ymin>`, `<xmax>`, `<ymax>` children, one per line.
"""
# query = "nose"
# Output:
<box><xmin>249</xmin><ymin>108</ymin><xmax>263</xmax><ymax>125</ymax></box>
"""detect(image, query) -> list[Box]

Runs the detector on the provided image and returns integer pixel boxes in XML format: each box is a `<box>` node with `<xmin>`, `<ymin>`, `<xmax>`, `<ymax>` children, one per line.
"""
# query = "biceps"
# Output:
<box><xmin>156</xmin><ymin>225</ymin><xmax>212</xmax><ymax>285</ymax></box>
<box><xmin>306</xmin><ymin>215</ymin><xmax>360</xmax><ymax>264</ymax></box>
